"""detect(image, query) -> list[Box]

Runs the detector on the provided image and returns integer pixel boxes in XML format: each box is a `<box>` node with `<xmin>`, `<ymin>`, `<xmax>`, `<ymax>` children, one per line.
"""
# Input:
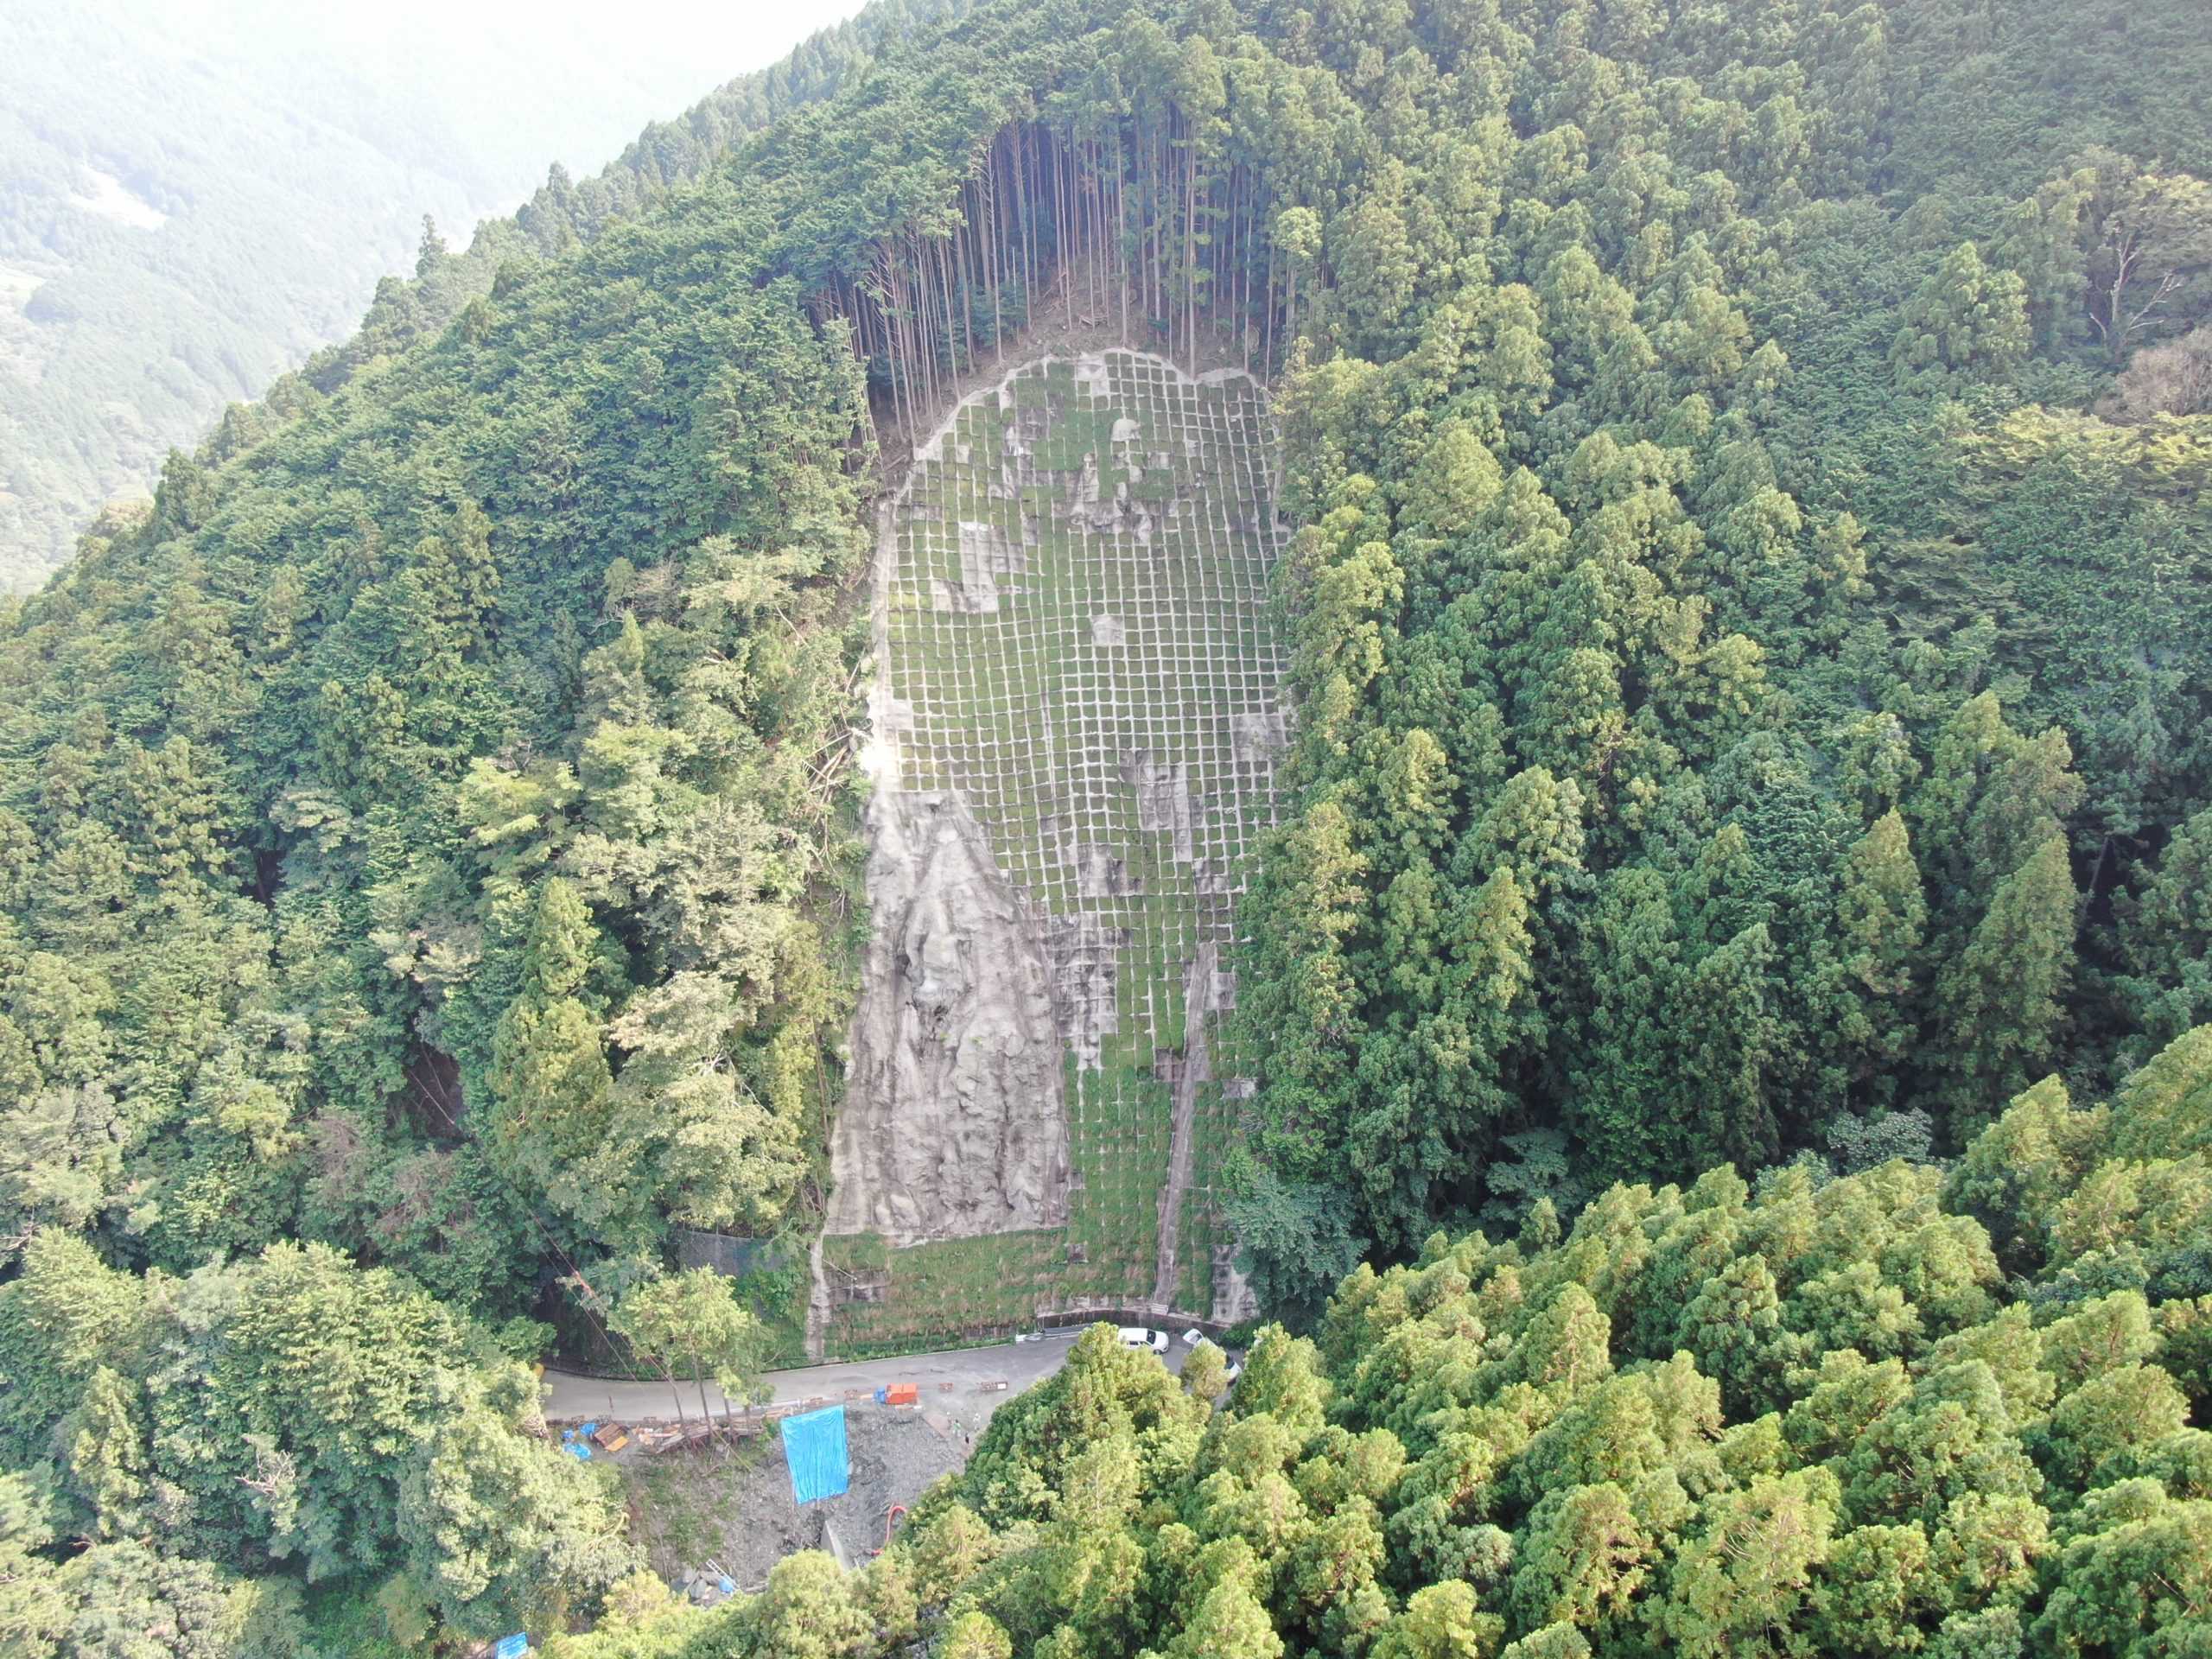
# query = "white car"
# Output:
<box><xmin>1119</xmin><ymin>1326</ymin><xmax>1171</xmax><ymax>1353</ymax></box>
<box><xmin>1180</xmin><ymin>1328</ymin><xmax>1205</xmax><ymax>1347</ymax></box>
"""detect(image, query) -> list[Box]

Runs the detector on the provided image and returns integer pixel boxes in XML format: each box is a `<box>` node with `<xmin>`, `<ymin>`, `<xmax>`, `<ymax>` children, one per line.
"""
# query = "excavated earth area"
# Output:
<box><xmin>627</xmin><ymin>1408</ymin><xmax>970</xmax><ymax>1597</ymax></box>
<box><xmin>821</xmin><ymin>350</ymin><xmax>1287</xmax><ymax>1353</ymax></box>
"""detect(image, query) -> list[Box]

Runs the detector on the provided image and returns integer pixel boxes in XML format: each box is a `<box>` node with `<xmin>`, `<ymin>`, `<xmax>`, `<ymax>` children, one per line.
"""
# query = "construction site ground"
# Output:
<box><xmin>561</xmin><ymin>1331</ymin><xmax>1196</xmax><ymax>1595</ymax></box>
<box><xmin>617</xmin><ymin>1407</ymin><xmax>967</xmax><ymax>1593</ymax></box>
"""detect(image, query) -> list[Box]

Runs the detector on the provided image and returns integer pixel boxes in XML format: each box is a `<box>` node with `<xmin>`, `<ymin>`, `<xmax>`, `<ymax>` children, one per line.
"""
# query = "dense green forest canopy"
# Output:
<box><xmin>0</xmin><ymin>0</ymin><xmax>2209</xmax><ymax>1647</ymax></box>
<box><xmin>546</xmin><ymin>1027</ymin><xmax>2212</xmax><ymax>1659</ymax></box>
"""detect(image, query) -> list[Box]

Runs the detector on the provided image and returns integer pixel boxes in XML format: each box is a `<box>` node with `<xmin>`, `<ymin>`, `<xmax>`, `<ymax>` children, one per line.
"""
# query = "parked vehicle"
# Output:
<box><xmin>1119</xmin><ymin>1326</ymin><xmax>1170</xmax><ymax>1353</ymax></box>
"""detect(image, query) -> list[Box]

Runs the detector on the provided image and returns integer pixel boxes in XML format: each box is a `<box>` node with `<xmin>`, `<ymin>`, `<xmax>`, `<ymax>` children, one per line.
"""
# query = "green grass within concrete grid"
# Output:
<box><xmin>846</xmin><ymin>351</ymin><xmax>1285</xmax><ymax>1349</ymax></box>
<box><xmin>823</xmin><ymin>1230</ymin><xmax>1065</xmax><ymax>1355</ymax></box>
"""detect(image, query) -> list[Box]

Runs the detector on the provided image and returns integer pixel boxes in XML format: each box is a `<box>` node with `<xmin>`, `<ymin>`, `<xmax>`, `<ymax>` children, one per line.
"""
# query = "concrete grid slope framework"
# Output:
<box><xmin>836</xmin><ymin>348</ymin><xmax>1289</xmax><ymax>1345</ymax></box>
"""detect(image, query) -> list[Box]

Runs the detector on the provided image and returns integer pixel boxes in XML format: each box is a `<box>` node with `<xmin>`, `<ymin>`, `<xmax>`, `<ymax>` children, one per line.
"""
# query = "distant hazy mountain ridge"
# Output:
<box><xmin>0</xmin><ymin>0</ymin><xmax>966</xmax><ymax>589</ymax></box>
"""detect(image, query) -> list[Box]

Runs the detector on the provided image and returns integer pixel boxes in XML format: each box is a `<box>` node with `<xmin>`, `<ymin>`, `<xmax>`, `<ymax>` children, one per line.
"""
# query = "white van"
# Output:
<box><xmin>1118</xmin><ymin>1326</ymin><xmax>1170</xmax><ymax>1353</ymax></box>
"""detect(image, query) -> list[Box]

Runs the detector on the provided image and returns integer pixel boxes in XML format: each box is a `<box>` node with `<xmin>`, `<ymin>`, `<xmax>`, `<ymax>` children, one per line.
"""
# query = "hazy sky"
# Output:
<box><xmin>107</xmin><ymin>0</ymin><xmax>873</xmax><ymax>89</ymax></box>
<box><xmin>0</xmin><ymin>0</ymin><xmax>880</xmax><ymax>580</ymax></box>
<box><xmin>298</xmin><ymin>0</ymin><xmax>877</xmax><ymax>130</ymax></box>
<box><xmin>1</xmin><ymin>1</ymin><xmax>879</xmax><ymax>203</ymax></box>
<box><xmin>87</xmin><ymin>0</ymin><xmax>880</xmax><ymax>196</ymax></box>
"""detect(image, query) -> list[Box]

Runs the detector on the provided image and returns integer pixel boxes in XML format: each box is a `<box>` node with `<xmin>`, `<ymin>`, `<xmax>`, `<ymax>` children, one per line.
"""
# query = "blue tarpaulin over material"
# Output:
<box><xmin>780</xmin><ymin>1405</ymin><xmax>850</xmax><ymax>1505</ymax></box>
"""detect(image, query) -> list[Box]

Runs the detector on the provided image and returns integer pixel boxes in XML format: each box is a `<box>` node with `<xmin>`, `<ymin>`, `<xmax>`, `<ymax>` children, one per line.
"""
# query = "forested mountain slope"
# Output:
<box><xmin>0</xmin><ymin>0</ymin><xmax>965</xmax><ymax>589</ymax></box>
<box><xmin>1220</xmin><ymin>0</ymin><xmax>2212</xmax><ymax>1313</ymax></box>
<box><xmin>0</xmin><ymin>0</ymin><xmax>2208</xmax><ymax>1649</ymax></box>
<box><xmin>552</xmin><ymin>1027</ymin><xmax>2212</xmax><ymax>1659</ymax></box>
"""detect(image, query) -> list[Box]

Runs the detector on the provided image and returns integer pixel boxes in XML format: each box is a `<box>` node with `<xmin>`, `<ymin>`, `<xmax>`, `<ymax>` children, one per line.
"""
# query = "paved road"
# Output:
<box><xmin>543</xmin><ymin>1325</ymin><xmax>1192</xmax><ymax>1425</ymax></box>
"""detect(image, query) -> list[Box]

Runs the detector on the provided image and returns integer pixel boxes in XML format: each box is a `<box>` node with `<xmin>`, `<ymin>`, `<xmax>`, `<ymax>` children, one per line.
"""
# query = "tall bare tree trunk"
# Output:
<box><xmin>986</xmin><ymin>154</ymin><xmax>1003</xmax><ymax>359</ymax></box>
<box><xmin>1058</xmin><ymin>140</ymin><xmax>1073</xmax><ymax>330</ymax></box>
<box><xmin>1117</xmin><ymin>142</ymin><xmax>1131</xmax><ymax>345</ymax></box>
<box><xmin>1184</xmin><ymin>124</ymin><xmax>1198</xmax><ymax>370</ymax></box>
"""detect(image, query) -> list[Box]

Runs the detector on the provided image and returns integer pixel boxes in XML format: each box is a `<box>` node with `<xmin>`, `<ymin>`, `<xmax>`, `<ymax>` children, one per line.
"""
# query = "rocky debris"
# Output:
<box><xmin>645</xmin><ymin>1408</ymin><xmax>969</xmax><ymax>1595</ymax></box>
<box><xmin>827</xmin><ymin>789</ymin><xmax>1070</xmax><ymax>1246</ymax></box>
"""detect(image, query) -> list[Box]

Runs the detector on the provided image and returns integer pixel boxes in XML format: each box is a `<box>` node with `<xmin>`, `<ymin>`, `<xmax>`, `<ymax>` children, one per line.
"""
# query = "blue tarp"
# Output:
<box><xmin>779</xmin><ymin>1405</ymin><xmax>850</xmax><ymax>1505</ymax></box>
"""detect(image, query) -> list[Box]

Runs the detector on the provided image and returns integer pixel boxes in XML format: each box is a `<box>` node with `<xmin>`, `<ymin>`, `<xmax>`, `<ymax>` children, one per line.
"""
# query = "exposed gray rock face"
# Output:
<box><xmin>825</xmin><ymin>349</ymin><xmax>1285</xmax><ymax>1347</ymax></box>
<box><xmin>827</xmin><ymin>789</ymin><xmax>1070</xmax><ymax>1245</ymax></box>
<box><xmin>1122</xmin><ymin>748</ymin><xmax>1199</xmax><ymax>863</ymax></box>
<box><xmin>1048</xmin><ymin>912</ymin><xmax>1127</xmax><ymax>1071</ymax></box>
